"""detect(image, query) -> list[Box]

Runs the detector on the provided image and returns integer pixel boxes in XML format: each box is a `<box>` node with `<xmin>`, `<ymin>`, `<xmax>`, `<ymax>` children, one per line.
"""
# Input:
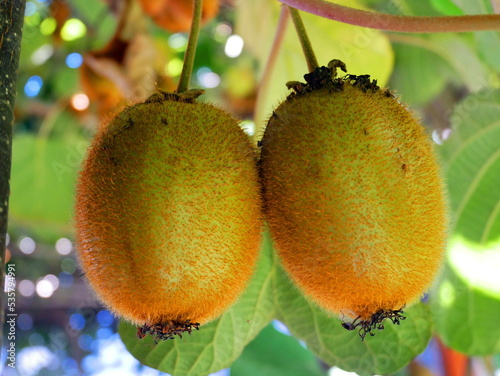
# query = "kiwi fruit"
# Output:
<box><xmin>75</xmin><ymin>90</ymin><xmax>262</xmax><ymax>340</ymax></box>
<box><xmin>260</xmin><ymin>60</ymin><xmax>447</xmax><ymax>339</ymax></box>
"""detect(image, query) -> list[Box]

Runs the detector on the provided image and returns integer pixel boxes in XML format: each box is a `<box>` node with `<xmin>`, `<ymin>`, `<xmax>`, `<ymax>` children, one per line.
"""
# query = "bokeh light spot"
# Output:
<box><xmin>168</xmin><ymin>33</ymin><xmax>188</xmax><ymax>51</ymax></box>
<box><xmin>18</xmin><ymin>313</ymin><xmax>34</xmax><ymax>331</ymax></box>
<box><xmin>71</xmin><ymin>92</ymin><xmax>90</xmax><ymax>111</ymax></box>
<box><xmin>97</xmin><ymin>310</ymin><xmax>114</xmax><ymax>327</ymax></box>
<box><xmin>36</xmin><ymin>279</ymin><xmax>54</xmax><ymax>298</ymax></box>
<box><xmin>82</xmin><ymin>354</ymin><xmax>98</xmax><ymax>373</ymax></box>
<box><xmin>25</xmin><ymin>2</ymin><xmax>37</xmax><ymax>17</ymax></box>
<box><xmin>40</xmin><ymin>17</ymin><xmax>57</xmax><ymax>35</ymax></box>
<box><xmin>61</xmin><ymin>258</ymin><xmax>77</xmax><ymax>274</ymax></box>
<box><xmin>31</xmin><ymin>44</ymin><xmax>54</xmax><ymax>65</ymax></box>
<box><xmin>58</xmin><ymin>272</ymin><xmax>74</xmax><ymax>288</ymax></box>
<box><xmin>56</xmin><ymin>238</ymin><xmax>73</xmax><ymax>255</ymax></box>
<box><xmin>19</xmin><ymin>236</ymin><xmax>36</xmax><ymax>254</ymax></box>
<box><xmin>225</xmin><ymin>35</ymin><xmax>244</xmax><ymax>58</ymax></box>
<box><xmin>66</xmin><ymin>52</ymin><xmax>83</xmax><ymax>68</ymax></box>
<box><xmin>78</xmin><ymin>334</ymin><xmax>94</xmax><ymax>351</ymax></box>
<box><xmin>199</xmin><ymin>72</ymin><xmax>220</xmax><ymax>88</ymax></box>
<box><xmin>44</xmin><ymin>274</ymin><xmax>60</xmax><ymax>290</ymax></box>
<box><xmin>166</xmin><ymin>58</ymin><xmax>184</xmax><ymax>77</ymax></box>
<box><xmin>18</xmin><ymin>346</ymin><xmax>56</xmax><ymax>376</ymax></box>
<box><xmin>69</xmin><ymin>313</ymin><xmax>86</xmax><ymax>331</ymax></box>
<box><xmin>19</xmin><ymin>279</ymin><xmax>36</xmax><ymax>297</ymax></box>
<box><xmin>61</xmin><ymin>18</ymin><xmax>87</xmax><ymax>41</ymax></box>
<box><xmin>213</xmin><ymin>22</ymin><xmax>232</xmax><ymax>42</ymax></box>
<box><xmin>96</xmin><ymin>327</ymin><xmax>113</xmax><ymax>339</ymax></box>
<box><xmin>24</xmin><ymin>76</ymin><xmax>43</xmax><ymax>98</ymax></box>
<box><xmin>61</xmin><ymin>358</ymin><xmax>79</xmax><ymax>373</ymax></box>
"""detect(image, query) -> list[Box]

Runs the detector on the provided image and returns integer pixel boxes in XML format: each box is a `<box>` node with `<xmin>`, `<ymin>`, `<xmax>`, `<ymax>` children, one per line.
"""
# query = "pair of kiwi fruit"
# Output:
<box><xmin>75</xmin><ymin>60</ymin><xmax>448</xmax><ymax>341</ymax></box>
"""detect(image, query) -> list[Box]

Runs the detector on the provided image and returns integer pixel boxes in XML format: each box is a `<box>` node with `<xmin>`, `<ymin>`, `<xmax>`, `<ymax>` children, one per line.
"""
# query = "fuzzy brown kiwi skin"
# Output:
<box><xmin>259</xmin><ymin>61</ymin><xmax>448</xmax><ymax>340</ymax></box>
<box><xmin>75</xmin><ymin>90</ymin><xmax>263</xmax><ymax>342</ymax></box>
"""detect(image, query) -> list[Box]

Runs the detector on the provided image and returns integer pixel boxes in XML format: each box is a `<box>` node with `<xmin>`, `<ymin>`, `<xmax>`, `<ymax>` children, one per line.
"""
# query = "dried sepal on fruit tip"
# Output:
<box><xmin>341</xmin><ymin>306</ymin><xmax>407</xmax><ymax>341</ymax></box>
<box><xmin>136</xmin><ymin>320</ymin><xmax>200</xmax><ymax>342</ymax></box>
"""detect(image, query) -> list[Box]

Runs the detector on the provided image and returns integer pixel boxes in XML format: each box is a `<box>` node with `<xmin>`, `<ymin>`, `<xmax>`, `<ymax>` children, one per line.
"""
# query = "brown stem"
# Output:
<box><xmin>0</xmin><ymin>0</ymin><xmax>26</xmax><ymax>349</ymax></box>
<box><xmin>279</xmin><ymin>0</ymin><xmax>500</xmax><ymax>33</ymax></box>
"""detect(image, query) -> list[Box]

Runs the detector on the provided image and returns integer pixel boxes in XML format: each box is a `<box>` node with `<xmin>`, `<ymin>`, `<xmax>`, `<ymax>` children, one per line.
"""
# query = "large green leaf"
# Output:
<box><xmin>9</xmin><ymin>132</ymin><xmax>88</xmax><ymax>241</ymax></box>
<box><xmin>430</xmin><ymin>90</ymin><xmax>500</xmax><ymax>354</ymax></box>
<box><xmin>119</xmin><ymin>233</ymin><xmax>277</xmax><ymax>376</ymax></box>
<box><xmin>388</xmin><ymin>33</ymin><xmax>491</xmax><ymax>97</ymax></box>
<box><xmin>442</xmin><ymin>0</ymin><xmax>500</xmax><ymax>72</ymax></box>
<box><xmin>438</xmin><ymin>90</ymin><xmax>500</xmax><ymax>239</ymax></box>
<box><xmin>231</xmin><ymin>322</ymin><xmax>327</xmax><ymax>376</ymax></box>
<box><xmin>274</xmin><ymin>263</ymin><xmax>432</xmax><ymax>375</ymax></box>
<box><xmin>430</xmin><ymin>0</ymin><xmax>463</xmax><ymax>15</ymax></box>
<box><xmin>390</xmin><ymin>43</ymin><xmax>451</xmax><ymax>106</ymax></box>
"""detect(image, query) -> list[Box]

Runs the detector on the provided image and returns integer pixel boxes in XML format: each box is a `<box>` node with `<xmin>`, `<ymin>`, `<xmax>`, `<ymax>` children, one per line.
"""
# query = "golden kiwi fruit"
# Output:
<box><xmin>259</xmin><ymin>60</ymin><xmax>447</xmax><ymax>339</ymax></box>
<box><xmin>75</xmin><ymin>90</ymin><xmax>262</xmax><ymax>340</ymax></box>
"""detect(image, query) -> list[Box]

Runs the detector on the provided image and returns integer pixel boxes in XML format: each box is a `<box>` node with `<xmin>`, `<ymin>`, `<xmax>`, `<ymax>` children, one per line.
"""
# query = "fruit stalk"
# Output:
<box><xmin>177</xmin><ymin>0</ymin><xmax>203</xmax><ymax>93</ymax></box>
<box><xmin>280</xmin><ymin>0</ymin><xmax>500</xmax><ymax>33</ymax></box>
<box><xmin>289</xmin><ymin>7</ymin><xmax>318</xmax><ymax>72</ymax></box>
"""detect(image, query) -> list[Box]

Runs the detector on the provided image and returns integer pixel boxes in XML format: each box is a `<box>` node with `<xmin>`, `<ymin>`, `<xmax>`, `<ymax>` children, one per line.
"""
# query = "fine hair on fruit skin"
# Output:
<box><xmin>259</xmin><ymin>61</ymin><xmax>448</xmax><ymax>339</ymax></box>
<box><xmin>75</xmin><ymin>91</ymin><xmax>263</xmax><ymax>339</ymax></box>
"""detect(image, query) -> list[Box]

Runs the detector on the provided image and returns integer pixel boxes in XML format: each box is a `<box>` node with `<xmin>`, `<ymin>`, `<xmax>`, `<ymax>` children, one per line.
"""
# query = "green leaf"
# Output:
<box><xmin>437</xmin><ymin>0</ymin><xmax>500</xmax><ymax>72</ymax></box>
<box><xmin>476</xmin><ymin>31</ymin><xmax>500</xmax><ymax>72</ymax></box>
<box><xmin>390</xmin><ymin>43</ymin><xmax>451</xmax><ymax>106</ymax></box>
<box><xmin>431</xmin><ymin>90</ymin><xmax>500</xmax><ymax>354</ymax></box>
<box><xmin>231</xmin><ymin>322</ymin><xmax>327</xmax><ymax>376</ymax></box>
<box><xmin>430</xmin><ymin>261</ymin><xmax>500</xmax><ymax>355</ymax></box>
<box><xmin>438</xmin><ymin>90</ymin><xmax>500</xmax><ymax>239</ymax></box>
<box><xmin>387</xmin><ymin>34</ymin><xmax>491</xmax><ymax>96</ymax></box>
<box><xmin>427</xmin><ymin>34</ymin><xmax>491</xmax><ymax>92</ymax></box>
<box><xmin>448</xmin><ymin>0</ymin><xmax>493</xmax><ymax>15</ymax></box>
<box><xmin>70</xmin><ymin>0</ymin><xmax>117</xmax><ymax>49</ymax></box>
<box><xmin>274</xmin><ymin>264</ymin><xmax>432</xmax><ymax>375</ymax></box>
<box><xmin>119</xmin><ymin>233</ymin><xmax>277</xmax><ymax>376</ymax></box>
<box><xmin>430</xmin><ymin>0</ymin><xmax>463</xmax><ymax>15</ymax></box>
<box><xmin>9</xmin><ymin>132</ymin><xmax>88</xmax><ymax>242</ymax></box>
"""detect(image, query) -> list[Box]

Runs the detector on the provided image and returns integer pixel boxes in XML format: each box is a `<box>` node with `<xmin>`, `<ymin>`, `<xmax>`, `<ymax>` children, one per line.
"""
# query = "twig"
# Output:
<box><xmin>279</xmin><ymin>0</ymin><xmax>500</xmax><ymax>33</ymax></box>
